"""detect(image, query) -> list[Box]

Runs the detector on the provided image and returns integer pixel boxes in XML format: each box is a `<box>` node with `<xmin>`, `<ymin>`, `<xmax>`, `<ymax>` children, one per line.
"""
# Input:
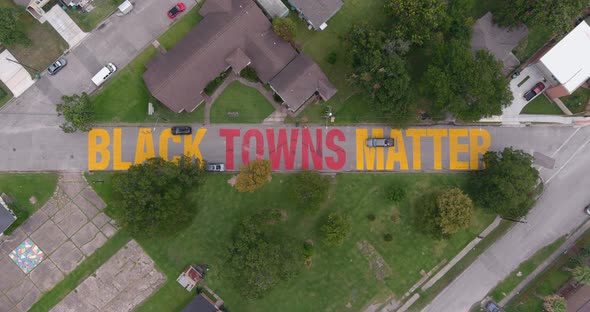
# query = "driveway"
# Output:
<box><xmin>0</xmin><ymin>50</ymin><xmax>35</xmax><ymax>97</ymax></box>
<box><xmin>45</xmin><ymin>5</ymin><xmax>87</xmax><ymax>48</ymax></box>
<box><xmin>501</xmin><ymin>65</ymin><xmax>549</xmax><ymax>123</ymax></box>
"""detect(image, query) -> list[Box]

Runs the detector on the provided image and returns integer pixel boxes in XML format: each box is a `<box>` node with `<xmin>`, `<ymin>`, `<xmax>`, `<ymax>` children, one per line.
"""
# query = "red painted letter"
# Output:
<box><xmin>219</xmin><ymin>128</ymin><xmax>240</xmax><ymax>170</ymax></box>
<box><xmin>326</xmin><ymin>129</ymin><xmax>346</xmax><ymax>170</ymax></box>
<box><xmin>301</xmin><ymin>128</ymin><xmax>323</xmax><ymax>170</ymax></box>
<box><xmin>267</xmin><ymin>129</ymin><xmax>299</xmax><ymax>170</ymax></box>
<box><xmin>242</xmin><ymin>129</ymin><xmax>264</xmax><ymax>165</ymax></box>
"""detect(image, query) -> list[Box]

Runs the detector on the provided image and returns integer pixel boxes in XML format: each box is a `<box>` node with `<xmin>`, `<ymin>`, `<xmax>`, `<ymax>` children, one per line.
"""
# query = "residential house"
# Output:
<box><xmin>536</xmin><ymin>21</ymin><xmax>590</xmax><ymax>100</ymax></box>
<box><xmin>143</xmin><ymin>0</ymin><xmax>336</xmax><ymax>114</ymax></box>
<box><xmin>255</xmin><ymin>0</ymin><xmax>289</xmax><ymax>18</ymax></box>
<box><xmin>181</xmin><ymin>293</ymin><xmax>220</xmax><ymax>312</ymax></box>
<box><xmin>0</xmin><ymin>195</ymin><xmax>16</xmax><ymax>236</ymax></box>
<box><xmin>176</xmin><ymin>265</ymin><xmax>203</xmax><ymax>292</ymax></box>
<box><xmin>287</xmin><ymin>0</ymin><xmax>343</xmax><ymax>30</ymax></box>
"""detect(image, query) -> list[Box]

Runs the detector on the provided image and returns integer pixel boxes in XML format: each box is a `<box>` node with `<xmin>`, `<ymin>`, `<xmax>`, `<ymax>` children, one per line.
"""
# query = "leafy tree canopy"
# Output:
<box><xmin>272</xmin><ymin>17</ymin><xmax>297</xmax><ymax>42</ymax></box>
<box><xmin>347</xmin><ymin>24</ymin><xmax>412</xmax><ymax>124</ymax></box>
<box><xmin>387</xmin><ymin>0</ymin><xmax>447</xmax><ymax>45</ymax></box>
<box><xmin>0</xmin><ymin>7</ymin><xmax>30</xmax><ymax>46</ymax></box>
<box><xmin>291</xmin><ymin>171</ymin><xmax>330</xmax><ymax>212</ymax></box>
<box><xmin>235</xmin><ymin>159</ymin><xmax>272</xmax><ymax>192</ymax></box>
<box><xmin>436</xmin><ymin>188</ymin><xmax>474</xmax><ymax>235</ymax></box>
<box><xmin>422</xmin><ymin>39</ymin><xmax>512</xmax><ymax>121</ymax></box>
<box><xmin>56</xmin><ymin>93</ymin><xmax>94</xmax><ymax>133</ymax></box>
<box><xmin>226</xmin><ymin>209</ymin><xmax>303</xmax><ymax>299</ymax></box>
<box><xmin>112</xmin><ymin>157</ymin><xmax>204</xmax><ymax>236</ymax></box>
<box><xmin>470</xmin><ymin>148</ymin><xmax>541</xmax><ymax>219</ymax></box>
<box><xmin>321</xmin><ymin>213</ymin><xmax>352</xmax><ymax>247</ymax></box>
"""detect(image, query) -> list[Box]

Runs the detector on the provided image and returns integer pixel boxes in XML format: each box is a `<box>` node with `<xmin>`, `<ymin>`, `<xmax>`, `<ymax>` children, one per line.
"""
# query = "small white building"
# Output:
<box><xmin>537</xmin><ymin>21</ymin><xmax>590</xmax><ymax>99</ymax></box>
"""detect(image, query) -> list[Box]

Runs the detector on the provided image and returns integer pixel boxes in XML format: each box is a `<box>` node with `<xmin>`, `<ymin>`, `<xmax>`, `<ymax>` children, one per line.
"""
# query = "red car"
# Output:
<box><xmin>523</xmin><ymin>82</ymin><xmax>546</xmax><ymax>101</ymax></box>
<box><xmin>167</xmin><ymin>2</ymin><xmax>185</xmax><ymax>19</ymax></box>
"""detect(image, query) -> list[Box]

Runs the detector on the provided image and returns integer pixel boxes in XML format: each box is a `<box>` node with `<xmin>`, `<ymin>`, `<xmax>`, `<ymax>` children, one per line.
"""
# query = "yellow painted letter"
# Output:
<box><xmin>385</xmin><ymin>129</ymin><xmax>408</xmax><ymax>170</ymax></box>
<box><xmin>113</xmin><ymin>128</ymin><xmax>131</xmax><ymax>170</ymax></box>
<box><xmin>88</xmin><ymin>129</ymin><xmax>110</xmax><ymax>171</ymax></box>
<box><xmin>449</xmin><ymin>129</ymin><xmax>469</xmax><ymax>170</ymax></box>
<box><xmin>469</xmin><ymin>128</ymin><xmax>491</xmax><ymax>169</ymax></box>
<box><xmin>406</xmin><ymin>128</ymin><xmax>426</xmax><ymax>170</ymax></box>
<box><xmin>356</xmin><ymin>128</ymin><xmax>384</xmax><ymax>170</ymax></box>
<box><xmin>184</xmin><ymin>128</ymin><xmax>207</xmax><ymax>161</ymax></box>
<box><xmin>159</xmin><ymin>128</ymin><xmax>181</xmax><ymax>161</ymax></box>
<box><xmin>134</xmin><ymin>128</ymin><xmax>155</xmax><ymax>164</ymax></box>
<box><xmin>427</xmin><ymin>129</ymin><xmax>448</xmax><ymax>170</ymax></box>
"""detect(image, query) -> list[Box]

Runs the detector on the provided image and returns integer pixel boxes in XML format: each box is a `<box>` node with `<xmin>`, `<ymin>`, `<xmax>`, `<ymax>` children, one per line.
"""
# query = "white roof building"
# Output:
<box><xmin>539</xmin><ymin>21</ymin><xmax>590</xmax><ymax>94</ymax></box>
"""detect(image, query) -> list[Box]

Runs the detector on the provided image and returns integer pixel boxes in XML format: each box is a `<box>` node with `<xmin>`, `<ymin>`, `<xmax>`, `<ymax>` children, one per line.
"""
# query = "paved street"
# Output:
<box><xmin>423</xmin><ymin>126</ymin><xmax>590</xmax><ymax>312</ymax></box>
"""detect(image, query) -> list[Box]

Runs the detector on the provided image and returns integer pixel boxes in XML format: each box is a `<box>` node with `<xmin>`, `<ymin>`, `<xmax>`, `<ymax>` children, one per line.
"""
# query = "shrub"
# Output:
<box><xmin>326</xmin><ymin>51</ymin><xmax>337</xmax><ymax>64</ymax></box>
<box><xmin>291</xmin><ymin>171</ymin><xmax>330</xmax><ymax>212</ymax></box>
<box><xmin>235</xmin><ymin>159</ymin><xmax>272</xmax><ymax>192</ymax></box>
<box><xmin>543</xmin><ymin>295</ymin><xmax>566</xmax><ymax>312</ymax></box>
<box><xmin>367</xmin><ymin>213</ymin><xmax>376</xmax><ymax>221</ymax></box>
<box><xmin>272</xmin><ymin>18</ymin><xmax>296</xmax><ymax>41</ymax></box>
<box><xmin>203</xmin><ymin>70</ymin><xmax>229</xmax><ymax>96</ymax></box>
<box><xmin>273</xmin><ymin>93</ymin><xmax>283</xmax><ymax>103</ymax></box>
<box><xmin>321</xmin><ymin>213</ymin><xmax>351</xmax><ymax>247</ymax></box>
<box><xmin>387</xmin><ymin>184</ymin><xmax>407</xmax><ymax>202</ymax></box>
<box><xmin>303</xmin><ymin>241</ymin><xmax>315</xmax><ymax>259</ymax></box>
<box><xmin>383</xmin><ymin>233</ymin><xmax>393</xmax><ymax>241</ymax></box>
<box><xmin>436</xmin><ymin>188</ymin><xmax>473</xmax><ymax>235</ymax></box>
<box><xmin>240</xmin><ymin>66</ymin><xmax>260</xmax><ymax>82</ymax></box>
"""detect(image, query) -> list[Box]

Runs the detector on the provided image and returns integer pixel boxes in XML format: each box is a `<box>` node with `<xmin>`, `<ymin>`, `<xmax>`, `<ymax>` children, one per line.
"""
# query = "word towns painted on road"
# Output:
<box><xmin>87</xmin><ymin>128</ymin><xmax>491</xmax><ymax>171</ymax></box>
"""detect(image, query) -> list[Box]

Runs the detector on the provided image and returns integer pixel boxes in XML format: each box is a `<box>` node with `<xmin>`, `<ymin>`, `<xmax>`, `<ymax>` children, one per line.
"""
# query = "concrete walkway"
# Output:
<box><xmin>45</xmin><ymin>5</ymin><xmax>87</xmax><ymax>48</ymax></box>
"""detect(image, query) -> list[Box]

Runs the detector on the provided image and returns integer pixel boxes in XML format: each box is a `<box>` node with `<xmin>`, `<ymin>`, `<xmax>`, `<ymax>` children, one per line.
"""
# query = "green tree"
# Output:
<box><xmin>0</xmin><ymin>7</ymin><xmax>30</xmax><ymax>46</ymax></box>
<box><xmin>291</xmin><ymin>171</ymin><xmax>330</xmax><ymax>212</ymax></box>
<box><xmin>321</xmin><ymin>213</ymin><xmax>351</xmax><ymax>247</ymax></box>
<box><xmin>347</xmin><ymin>25</ymin><xmax>412</xmax><ymax>124</ymax></box>
<box><xmin>543</xmin><ymin>294</ymin><xmax>566</xmax><ymax>312</ymax></box>
<box><xmin>272</xmin><ymin>18</ymin><xmax>297</xmax><ymax>42</ymax></box>
<box><xmin>55</xmin><ymin>93</ymin><xmax>94</xmax><ymax>133</ymax></box>
<box><xmin>386</xmin><ymin>0</ymin><xmax>447</xmax><ymax>45</ymax></box>
<box><xmin>235</xmin><ymin>159</ymin><xmax>272</xmax><ymax>192</ymax></box>
<box><xmin>573</xmin><ymin>265</ymin><xmax>590</xmax><ymax>285</ymax></box>
<box><xmin>414</xmin><ymin>192</ymin><xmax>443</xmax><ymax>237</ymax></box>
<box><xmin>422</xmin><ymin>39</ymin><xmax>512</xmax><ymax>121</ymax></box>
<box><xmin>226</xmin><ymin>209</ymin><xmax>303</xmax><ymax>299</ymax></box>
<box><xmin>112</xmin><ymin>156</ymin><xmax>204</xmax><ymax>236</ymax></box>
<box><xmin>493</xmin><ymin>0</ymin><xmax>587</xmax><ymax>35</ymax></box>
<box><xmin>470</xmin><ymin>148</ymin><xmax>541</xmax><ymax>219</ymax></box>
<box><xmin>436</xmin><ymin>188</ymin><xmax>473</xmax><ymax>235</ymax></box>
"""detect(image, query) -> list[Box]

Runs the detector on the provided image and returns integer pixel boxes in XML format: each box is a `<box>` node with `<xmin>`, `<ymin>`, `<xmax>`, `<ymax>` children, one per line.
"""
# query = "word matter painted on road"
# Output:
<box><xmin>87</xmin><ymin>127</ymin><xmax>491</xmax><ymax>171</ymax></box>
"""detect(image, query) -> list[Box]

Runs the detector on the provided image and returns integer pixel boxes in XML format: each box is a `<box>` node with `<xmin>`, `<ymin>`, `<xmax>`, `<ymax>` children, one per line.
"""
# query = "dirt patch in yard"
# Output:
<box><xmin>357</xmin><ymin>240</ymin><xmax>393</xmax><ymax>281</ymax></box>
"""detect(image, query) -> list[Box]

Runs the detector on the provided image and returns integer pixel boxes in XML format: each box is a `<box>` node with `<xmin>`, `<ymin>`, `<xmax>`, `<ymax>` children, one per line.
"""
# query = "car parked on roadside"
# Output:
<box><xmin>171</xmin><ymin>126</ymin><xmax>192</xmax><ymax>135</ymax></box>
<box><xmin>47</xmin><ymin>58</ymin><xmax>67</xmax><ymax>75</ymax></box>
<box><xmin>206</xmin><ymin>163</ymin><xmax>225</xmax><ymax>172</ymax></box>
<box><xmin>524</xmin><ymin>82</ymin><xmax>546</xmax><ymax>101</ymax></box>
<box><xmin>167</xmin><ymin>2</ymin><xmax>185</xmax><ymax>19</ymax></box>
<box><xmin>485</xmin><ymin>301</ymin><xmax>503</xmax><ymax>312</ymax></box>
<box><xmin>366</xmin><ymin>138</ymin><xmax>394</xmax><ymax>147</ymax></box>
<box><xmin>584</xmin><ymin>203</ymin><xmax>590</xmax><ymax>215</ymax></box>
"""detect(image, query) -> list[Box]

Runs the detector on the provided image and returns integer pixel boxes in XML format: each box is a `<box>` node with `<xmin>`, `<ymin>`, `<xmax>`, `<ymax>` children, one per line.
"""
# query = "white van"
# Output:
<box><xmin>91</xmin><ymin>63</ymin><xmax>117</xmax><ymax>87</ymax></box>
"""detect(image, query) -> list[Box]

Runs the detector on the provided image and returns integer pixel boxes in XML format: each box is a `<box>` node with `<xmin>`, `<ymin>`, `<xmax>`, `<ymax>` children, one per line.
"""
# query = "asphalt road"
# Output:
<box><xmin>423</xmin><ymin>126</ymin><xmax>590</xmax><ymax>312</ymax></box>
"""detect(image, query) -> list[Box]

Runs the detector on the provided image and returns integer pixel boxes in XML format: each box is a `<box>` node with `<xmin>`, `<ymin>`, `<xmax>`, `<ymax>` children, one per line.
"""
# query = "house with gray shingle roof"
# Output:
<box><xmin>0</xmin><ymin>195</ymin><xmax>16</xmax><ymax>236</ymax></box>
<box><xmin>288</xmin><ymin>0</ymin><xmax>343</xmax><ymax>30</ymax></box>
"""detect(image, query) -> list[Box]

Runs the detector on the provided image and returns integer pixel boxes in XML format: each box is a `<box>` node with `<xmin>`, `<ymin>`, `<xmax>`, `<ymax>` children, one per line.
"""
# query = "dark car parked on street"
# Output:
<box><xmin>47</xmin><ymin>58</ymin><xmax>67</xmax><ymax>75</ymax></box>
<box><xmin>524</xmin><ymin>82</ymin><xmax>546</xmax><ymax>101</ymax></box>
<box><xmin>171</xmin><ymin>126</ymin><xmax>192</xmax><ymax>135</ymax></box>
<box><xmin>485</xmin><ymin>301</ymin><xmax>503</xmax><ymax>312</ymax></box>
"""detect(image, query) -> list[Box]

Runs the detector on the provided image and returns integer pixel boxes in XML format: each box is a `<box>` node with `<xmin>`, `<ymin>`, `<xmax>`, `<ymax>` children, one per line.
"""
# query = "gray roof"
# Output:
<box><xmin>269</xmin><ymin>53</ymin><xmax>337</xmax><ymax>112</ymax></box>
<box><xmin>181</xmin><ymin>294</ymin><xmax>219</xmax><ymax>312</ymax></box>
<box><xmin>289</xmin><ymin>0</ymin><xmax>343</xmax><ymax>29</ymax></box>
<box><xmin>255</xmin><ymin>0</ymin><xmax>289</xmax><ymax>18</ymax></box>
<box><xmin>0</xmin><ymin>199</ymin><xmax>16</xmax><ymax>234</ymax></box>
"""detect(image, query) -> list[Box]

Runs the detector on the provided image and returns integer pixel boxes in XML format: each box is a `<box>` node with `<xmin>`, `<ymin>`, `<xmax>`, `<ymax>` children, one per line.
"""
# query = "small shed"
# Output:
<box><xmin>0</xmin><ymin>195</ymin><xmax>16</xmax><ymax>236</ymax></box>
<box><xmin>177</xmin><ymin>265</ymin><xmax>206</xmax><ymax>291</ymax></box>
<box><xmin>255</xmin><ymin>0</ymin><xmax>289</xmax><ymax>18</ymax></box>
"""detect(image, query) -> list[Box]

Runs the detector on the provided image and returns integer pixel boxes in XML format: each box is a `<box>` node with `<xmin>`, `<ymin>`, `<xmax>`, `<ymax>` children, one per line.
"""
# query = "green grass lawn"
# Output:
<box><xmin>562</xmin><ymin>88</ymin><xmax>590</xmax><ymax>114</ymax></box>
<box><xmin>67</xmin><ymin>0</ymin><xmax>124</xmax><ymax>32</ymax></box>
<box><xmin>0</xmin><ymin>173</ymin><xmax>58</xmax><ymax>234</ymax></box>
<box><xmin>513</xmin><ymin>25</ymin><xmax>554</xmax><ymax>63</ymax></box>
<box><xmin>520</xmin><ymin>94</ymin><xmax>562</xmax><ymax>115</ymax></box>
<box><xmin>87</xmin><ymin>172</ymin><xmax>495</xmax><ymax>312</ymax></box>
<box><xmin>209</xmin><ymin>81</ymin><xmax>275</xmax><ymax>123</ymax></box>
<box><xmin>0</xmin><ymin>0</ymin><xmax>68</xmax><ymax>75</ymax></box>
<box><xmin>90</xmin><ymin>4</ymin><xmax>206</xmax><ymax>123</ymax></box>
<box><xmin>0</xmin><ymin>80</ymin><xmax>13</xmax><ymax>109</ymax></box>
<box><xmin>488</xmin><ymin>237</ymin><xmax>565</xmax><ymax>302</ymax></box>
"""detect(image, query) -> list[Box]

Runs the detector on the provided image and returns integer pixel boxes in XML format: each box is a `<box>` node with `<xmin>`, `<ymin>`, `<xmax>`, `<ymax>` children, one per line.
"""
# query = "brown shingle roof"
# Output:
<box><xmin>289</xmin><ymin>0</ymin><xmax>343</xmax><ymax>29</ymax></box>
<box><xmin>269</xmin><ymin>53</ymin><xmax>337</xmax><ymax>112</ymax></box>
<box><xmin>143</xmin><ymin>0</ymin><xmax>297</xmax><ymax>112</ymax></box>
<box><xmin>225</xmin><ymin>48</ymin><xmax>251</xmax><ymax>74</ymax></box>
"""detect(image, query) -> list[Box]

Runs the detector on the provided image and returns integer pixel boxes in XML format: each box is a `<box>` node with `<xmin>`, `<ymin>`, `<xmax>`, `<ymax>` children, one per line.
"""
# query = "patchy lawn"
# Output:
<box><xmin>67</xmin><ymin>0</ymin><xmax>125</xmax><ymax>32</ymax></box>
<box><xmin>209</xmin><ymin>81</ymin><xmax>275</xmax><ymax>123</ymax></box>
<box><xmin>90</xmin><ymin>4</ymin><xmax>207</xmax><ymax>123</ymax></box>
<box><xmin>562</xmin><ymin>88</ymin><xmax>590</xmax><ymax>114</ymax></box>
<box><xmin>158</xmin><ymin>5</ymin><xmax>204</xmax><ymax>50</ymax></box>
<box><xmin>0</xmin><ymin>173</ymin><xmax>58</xmax><ymax>235</ymax></box>
<box><xmin>0</xmin><ymin>0</ymin><xmax>68</xmax><ymax>75</ymax></box>
<box><xmin>88</xmin><ymin>172</ymin><xmax>495</xmax><ymax>312</ymax></box>
<box><xmin>513</xmin><ymin>25</ymin><xmax>554</xmax><ymax>63</ymax></box>
<box><xmin>0</xmin><ymin>80</ymin><xmax>13</xmax><ymax>109</ymax></box>
<box><xmin>520</xmin><ymin>95</ymin><xmax>562</xmax><ymax>115</ymax></box>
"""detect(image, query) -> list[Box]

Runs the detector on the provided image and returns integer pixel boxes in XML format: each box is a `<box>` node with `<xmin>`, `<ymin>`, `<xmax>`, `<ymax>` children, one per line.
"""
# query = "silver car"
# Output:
<box><xmin>47</xmin><ymin>58</ymin><xmax>67</xmax><ymax>75</ymax></box>
<box><xmin>206</xmin><ymin>163</ymin><xmax>225</xmax><ymax>172</ymax></box>
<box><xmin>366</xmin><ymin>138</ymin><xmax>394</xmax><ymax>147</ymax></box>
